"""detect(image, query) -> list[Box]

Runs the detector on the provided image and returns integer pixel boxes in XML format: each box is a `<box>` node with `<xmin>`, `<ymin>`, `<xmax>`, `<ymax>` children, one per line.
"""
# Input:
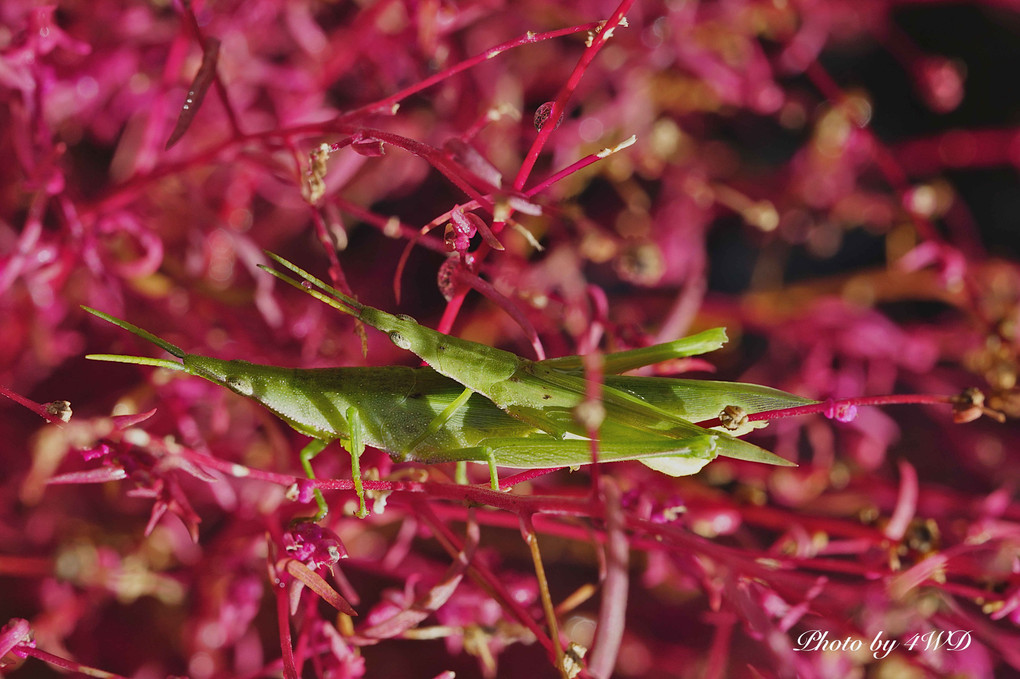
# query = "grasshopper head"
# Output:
<box><xmin>84</xmin><ymin>307</ymin><xmax>302</xmax><ymax>423</ymax></box>
<box><xmin>182</xmin><ymin>354</ymin><xmax>260</xmax><ymax>398</ymax></box>
<box><xmin>84</xmin><ymin>307</ymin><xmax>258</xmax><ymax>400</ymax></box>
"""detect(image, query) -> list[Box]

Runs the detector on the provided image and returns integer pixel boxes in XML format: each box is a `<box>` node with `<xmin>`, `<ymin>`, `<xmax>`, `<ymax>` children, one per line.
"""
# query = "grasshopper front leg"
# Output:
<box><xmin>299</xmin><ymin>410</ymin><xmax>369</xmax><ymax>519</ymax></box>
<box><xmin>299</xmin><ymin>438</ymin><xmax>331</xmax><ymax>521</ymax></box>
<box><xmin>300</xmin><ymin>391</ymin><xmax>370</xmax><ymax>518</ymax></box>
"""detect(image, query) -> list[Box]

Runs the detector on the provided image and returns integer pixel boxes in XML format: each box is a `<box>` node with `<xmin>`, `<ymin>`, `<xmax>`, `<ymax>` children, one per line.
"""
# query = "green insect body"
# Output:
<box><xmin>83</xmin><ymin>254</ymin><xmax>814</xmax><ymax>518</ymax></box>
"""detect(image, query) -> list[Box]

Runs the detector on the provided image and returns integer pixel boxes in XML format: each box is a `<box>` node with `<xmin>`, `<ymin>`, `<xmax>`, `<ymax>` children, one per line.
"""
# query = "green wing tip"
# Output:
<box><xmin>693</xmin><ymin>327</ymin><xmax>727</xmax><ymax>352</ymax></box>
<box><xmin>768</xmin><ymin>455</ymin><xmax>797</xmax><ymax>468</ymax></box>
<box><xmin>716</xmin><ymin>444</ymin><xmax>797</xmax><ymax>467</ymax></box>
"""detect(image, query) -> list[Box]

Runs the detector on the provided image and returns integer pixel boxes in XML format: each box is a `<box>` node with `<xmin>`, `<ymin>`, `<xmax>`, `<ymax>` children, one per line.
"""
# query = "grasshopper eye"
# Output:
<box><xmin>389</xmin><ymin>331</ymin><xmax>411</xmax><ymax>350</ymax></box>
<box><xmin>226</xmin><ymin>375</ymin><xmax>254</xmax><ymax>396</ymax></box>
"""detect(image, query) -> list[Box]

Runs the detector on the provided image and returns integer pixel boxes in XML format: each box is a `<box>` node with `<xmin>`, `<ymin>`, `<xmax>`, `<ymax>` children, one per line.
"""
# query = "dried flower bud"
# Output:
<box><xmin>45</xmin><ymin>400</ymin><xmax>72</xmax><ymax>423</ymax></box>
<box><xmin>561</xmin><ymin>642</ymin><xmax>587</xmax><ymax>679</ymax></box>
<box><xmin>718</xmin><ymin>405</ymin><xmax>748</xmax><ymax>431</ymax></box>
<box><xmin>443</xmin><ymin>223</ymin><xmax>460</xmax><ymax>251</ymax></box>
<box><xmin>304</xmin><ymin>142</ymin><xmax>332</xmax><ymax>204</ymax></box>
<box><xmin>952</xmin><ymin>387</ymin><xmax>1006</xmax><ymax>423</ymax></box>
<box><xmin>954</xmin><ymin>387</ymin><xmax>985</xmax><ymax>423</ymax></box>
<box><xmin>445</xmin><ymin>210</ymin><xmax>486</xmax><ymax>252</ymax></box>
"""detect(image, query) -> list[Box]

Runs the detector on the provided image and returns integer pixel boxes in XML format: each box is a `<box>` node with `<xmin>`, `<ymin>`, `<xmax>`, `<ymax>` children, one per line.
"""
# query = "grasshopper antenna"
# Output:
<box><xmin>258</xmin><ymin>252</ymin><xmax>364</xmax><ymax>320</ymax></box>
<box><xmin>82</xmin><ymin>306</ymin><xmax>188</xmax><ymax>372</ymax></box>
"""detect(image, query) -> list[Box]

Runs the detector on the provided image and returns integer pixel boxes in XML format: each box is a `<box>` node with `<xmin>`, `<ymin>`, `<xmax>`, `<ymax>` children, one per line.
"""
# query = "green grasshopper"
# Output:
<box><xmin>84</xmin><ymin>254</ymin><xmax>813</xmax><ymax>518</ymax></box>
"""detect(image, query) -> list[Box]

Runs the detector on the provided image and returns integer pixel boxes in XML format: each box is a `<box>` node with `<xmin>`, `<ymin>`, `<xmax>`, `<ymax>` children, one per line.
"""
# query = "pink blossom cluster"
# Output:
<box><xmin>2</xmin><ymin>1</ymin><xmax>1019</xmax><ymax>678</ymax></box>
